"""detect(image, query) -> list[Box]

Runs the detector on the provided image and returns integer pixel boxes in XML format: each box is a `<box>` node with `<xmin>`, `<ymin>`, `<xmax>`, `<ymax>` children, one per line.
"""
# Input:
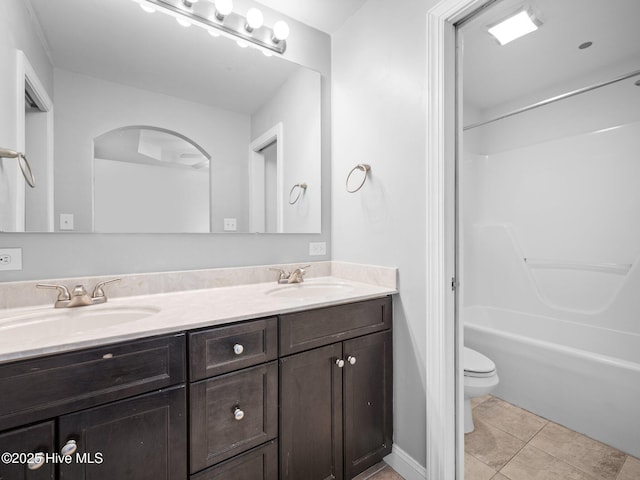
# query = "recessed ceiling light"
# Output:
<box><xmin>579</xmin><ymin>41</ymin><xmax>593</xmax><ymax>50</ymax></box>
<box><xmin>488</xmin><ymin>9</ymin><xmax>541</xmax><ymax>46</ymax></box>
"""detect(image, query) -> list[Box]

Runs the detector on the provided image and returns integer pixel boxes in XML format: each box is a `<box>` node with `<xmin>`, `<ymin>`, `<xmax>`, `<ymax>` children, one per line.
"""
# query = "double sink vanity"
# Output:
<box><xmin>0</xmin><ymin>262</ymin><xmax>396</xmax><ymax>480</ymax></box>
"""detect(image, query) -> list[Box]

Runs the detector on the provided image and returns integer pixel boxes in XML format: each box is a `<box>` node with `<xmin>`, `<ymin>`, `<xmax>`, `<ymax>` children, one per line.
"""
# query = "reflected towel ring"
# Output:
<box><xmin>346</xmin><ymin>164</ymin><xmax>370</xmax><ymax>193</ymax></box>
<box><xmin>289</xmin><ymin>183</ymin><xmax>307</xmax><ymax>205</ymax></box>
<box><xmin>0</xmin><ymin>148</ymin><xmax>36</xmax><ymax>188</ymax></box>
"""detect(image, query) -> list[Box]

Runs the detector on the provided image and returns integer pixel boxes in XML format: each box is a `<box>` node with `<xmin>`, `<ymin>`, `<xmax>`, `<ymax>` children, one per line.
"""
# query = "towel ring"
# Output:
<box><xmin>0</xmin><ymin>148</ymin><xmax>36</xmax><ymax>188</ymax></box>
<box><xmin>346</xmin><ymin>164</ymin><xmax>370</xmax><ymax>193</ymax></box>
<box><xmin>289</xmin><ymin>183</ymin><xmax>307</xmax><ymax>205</ymax></box>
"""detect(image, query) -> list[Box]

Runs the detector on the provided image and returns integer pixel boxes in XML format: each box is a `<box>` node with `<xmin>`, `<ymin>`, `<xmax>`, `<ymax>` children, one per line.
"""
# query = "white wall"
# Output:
<box><xmin>0</xmin><ymin>0</ymin><xmax>52</xmax><ymax>232</ymax></box>
<box><xmin>251</xmin><ymin>68</ymin><xmax>322</xmax><ymax>233</ymax></box>
<box><xmin>54</xmin><ymin>69</ymin><xmax>249</xmax><ymax>233</ymax></box>
<box><xmin>462</xmin><ymin>76</ymin><xmax>640</xmax><ymax>334</ymax></box>
<box><xmin>332</xmin><ymin>0</ymin><xmax>441</xmax><ymax>471</ymax></box>
<box><xmin>94</xmin><ymin>159</ymin><xmax>210</xmax><ymax>233</ymax></box>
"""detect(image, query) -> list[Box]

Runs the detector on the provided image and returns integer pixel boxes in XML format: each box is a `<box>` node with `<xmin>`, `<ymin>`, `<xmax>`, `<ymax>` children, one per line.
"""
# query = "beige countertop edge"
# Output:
<box><xmin>0</xmin><ymin>276</ymin><xmax>397</xmax><ymax>364</ymax></box>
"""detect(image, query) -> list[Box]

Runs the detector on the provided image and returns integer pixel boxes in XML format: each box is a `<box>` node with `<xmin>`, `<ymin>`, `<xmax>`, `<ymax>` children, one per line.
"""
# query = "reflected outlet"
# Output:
<box><xmin>0</xmin><ymin>248</ymin><xmax>22</xmax><ymax>271</ymax></box>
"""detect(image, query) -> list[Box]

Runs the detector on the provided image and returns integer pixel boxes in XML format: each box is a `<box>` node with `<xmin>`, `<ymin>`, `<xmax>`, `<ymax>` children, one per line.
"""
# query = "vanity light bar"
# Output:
<box><xmin>139</xmin><ymin>0</ymin><xmax>288</xmax><ymax>54</ymax></box>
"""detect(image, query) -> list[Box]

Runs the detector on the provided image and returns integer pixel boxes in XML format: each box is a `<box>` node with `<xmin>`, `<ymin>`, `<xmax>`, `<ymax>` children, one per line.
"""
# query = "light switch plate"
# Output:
<box><xmin>0</xmin><ymin>248</ymin><xmax>23</xmax><ymax>271</ymax></box>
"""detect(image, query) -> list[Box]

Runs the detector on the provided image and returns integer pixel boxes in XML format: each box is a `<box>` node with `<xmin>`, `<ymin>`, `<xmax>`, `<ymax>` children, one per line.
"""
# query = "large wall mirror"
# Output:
<box><xmin>1</xmin><ymin>0</ymin><xmax>321</xmax><ymax>233</ymax></box>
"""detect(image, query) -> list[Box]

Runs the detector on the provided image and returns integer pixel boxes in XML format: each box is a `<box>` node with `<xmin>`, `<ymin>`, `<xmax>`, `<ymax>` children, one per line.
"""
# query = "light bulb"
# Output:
<box><xmin>208</xmin><ymin>29</ymin><xmax>220</xmax><ymax>37</ymax></box>
<box><xmin>246</xmin><ymin>8</ymin><xmax>264</xmax><ymax>30</ymax></box>
<box><xmin>273</xmin><ymin>20</ymin><xmax>290</xmax><ymax>41</ymax></box>
<box><xmin>176</xmin><ymin>17</ymin><xmax>192</xmax><ymax>27</ymax></box>
<box><xmin>214</xmin><ymin>0</ymin><xmax>233</xmax><ymax>18</ymax></box>
<box><xmin>236</xmin><ymin>40</ymin><xmax>249</xmax><ymax>48</ymax></box>
<box><xmin>262</xmin><ymin>50</ymin><xmax>273</xmax><ymax>57</ymax></box>
<box><xmin>140</xmin><ymin>2</ymin><xmax>156</xmax><ymax>13</ymax></box>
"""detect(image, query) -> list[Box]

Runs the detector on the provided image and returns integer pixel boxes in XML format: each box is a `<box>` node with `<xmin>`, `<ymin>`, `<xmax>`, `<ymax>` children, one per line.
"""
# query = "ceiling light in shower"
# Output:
<box><xmin>487</xmin><ymin>9</ymin><xmax>541</xmax><ymax>46</ymax></box>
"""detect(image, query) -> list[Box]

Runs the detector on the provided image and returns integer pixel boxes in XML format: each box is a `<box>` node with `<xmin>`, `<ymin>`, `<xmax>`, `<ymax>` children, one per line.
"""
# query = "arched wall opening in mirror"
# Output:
<box><xmin>92</xmin><ymin>126</ymin><xmax>212</xmax><ymax>233</ymax></box>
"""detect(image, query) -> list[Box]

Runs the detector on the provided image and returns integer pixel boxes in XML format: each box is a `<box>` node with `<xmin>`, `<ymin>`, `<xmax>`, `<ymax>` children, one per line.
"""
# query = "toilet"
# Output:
<box><xmin>464</xmin><ymin>347</ymin><xmax>499</xmax><ymax>433</ymax></box>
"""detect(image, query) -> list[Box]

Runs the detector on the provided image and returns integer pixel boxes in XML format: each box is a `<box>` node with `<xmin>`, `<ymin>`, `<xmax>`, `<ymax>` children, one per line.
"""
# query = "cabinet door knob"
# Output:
<box><xmin>233</xmin><ymin>344</ymin><xmax>244</xmax><ymax>355</ymax></box>
<box><xmin>347</xmin><ymin>355</ymin><xmax>357</xmax><ymax>365</ymax></box>
<box><xmin>335</xmin><ymin>359</ymin><xmax>345</xmax><ymax>368</ymax></box>
<box><xmin>234</xmin><ymin>407</ymin><xmax>245</xmax><ymax>421</ymax></box>
<box><xmin>61</xmin><ymin>439</ymin><xmax>77</xmax><ymax>456</ymax></box>
<box><xmin>27</xmin><ymin>452</ymin><xmax>45</xmax><ymax>470</ymax></box>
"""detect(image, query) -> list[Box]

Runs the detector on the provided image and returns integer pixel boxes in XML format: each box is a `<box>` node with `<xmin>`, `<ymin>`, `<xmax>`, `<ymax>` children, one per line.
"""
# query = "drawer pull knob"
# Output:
<box><xmin>61</xmin><ymin>439</ymin><xmax>77</xmax><ymax>456</ymax></box>
<box><xmin>234</xmin><ymin>407</ymin><xmax>245</xmax><ymax>421</ymax></box>
<box><xmin>347</xmin><ymin>356</ymin><xmax>357</xmax><ymax>365</ymax></box>
<box><xmin>27</xmin><ymin>452</ymin><xmax>45</xmax><ymax>470</ymax></box>
<box><xmin>233</xmin><ymin>344</ymin><xmax>244</xmax><ymax>355</ymax></box>
<box><xmin>335</xmin><ymin>359</ymin><xmax>345</xmax><ymax>368</ymax></box>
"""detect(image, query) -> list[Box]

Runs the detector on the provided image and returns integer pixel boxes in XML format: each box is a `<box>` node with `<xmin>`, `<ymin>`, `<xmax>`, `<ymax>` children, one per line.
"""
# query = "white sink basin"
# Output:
<box><xmin>0</xmin><ymin>305</ymin><xmax>160</xmax><ymax>343</ymax></box>
<box><xmin>265</xmin><ymin>282</ymin><xmax>354</xmax><ymax>300</ymax></box>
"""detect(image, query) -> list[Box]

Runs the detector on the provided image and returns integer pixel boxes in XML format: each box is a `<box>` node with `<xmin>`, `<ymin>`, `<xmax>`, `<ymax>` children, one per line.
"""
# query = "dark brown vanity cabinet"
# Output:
<box><xmin>189</xmin><ymin>317</ymin><xmax>279</xmax><ymax>480</ymax></box>
<box><xmin>279</xmin><ymin>298</ymin><xmax>393</xmax><ymax>480</ymax></box>
<box><xmin>0</xmin><ymin>334</ymin><xmax>187</xmax><ymax>480</ymax></box>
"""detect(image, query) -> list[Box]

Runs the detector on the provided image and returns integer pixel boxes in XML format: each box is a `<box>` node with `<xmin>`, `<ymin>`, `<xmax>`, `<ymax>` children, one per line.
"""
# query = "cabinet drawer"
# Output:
<box><xmin>190</xmin><ymin>362</ymin><xmax>278</xmax><ymax>472</ymax></box>
<box><xmin>189</xmin><ymin>318</ymin><xmax>277</xmax><ymax>381</ymax></box>
<box><xmin>0</xmin><ymin>421</ymin><xmax>55</xmax><ymax>480</ymax></box>
<box><xmin>0</xmin><ymin>334</ymin><xmax>185</xmax><ymax>431</ymax></box>
<box><xmin>280</xmin><ymin>297</ymin><xmax>392</xmax><ymax>356</ymax></box>
<box><xmin>190</xmin><ymin>440</ymin><xmax>277</xmax><ymax>480</ymax></box>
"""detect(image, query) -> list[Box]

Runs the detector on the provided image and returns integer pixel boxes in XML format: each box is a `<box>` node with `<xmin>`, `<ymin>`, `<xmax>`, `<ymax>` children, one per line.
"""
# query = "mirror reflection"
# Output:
<box><xmin>0</xmin><ymin>0</ymin><xmax>321</xmax><ymax>233</ymax></box>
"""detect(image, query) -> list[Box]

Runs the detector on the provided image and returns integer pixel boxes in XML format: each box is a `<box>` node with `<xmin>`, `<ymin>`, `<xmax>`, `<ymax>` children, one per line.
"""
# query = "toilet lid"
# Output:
<box><xmin>464</xmin><ymin>347</ymin><xmax>496</xmax><ymax>375</ymax></box>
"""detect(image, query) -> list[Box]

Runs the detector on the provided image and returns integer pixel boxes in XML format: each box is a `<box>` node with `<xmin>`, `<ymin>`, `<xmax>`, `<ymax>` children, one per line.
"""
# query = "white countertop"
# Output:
<box><xmin>0</xmin><ymin>276</ymin><xmax>396</xmax><ymax>364</ymax></box>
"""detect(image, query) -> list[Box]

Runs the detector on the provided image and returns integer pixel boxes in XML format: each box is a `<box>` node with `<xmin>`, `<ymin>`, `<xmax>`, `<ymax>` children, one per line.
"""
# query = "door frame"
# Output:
<box><xmin>248</xmin><ymin>122</ymin><xmax>284</xmax><ymax>233</ymax></box>
<box><xmin>425</xmin><ymin>1</ymin><xmax>493</xmax><ymax>479</ymax></box>
<box><xmin>16</xmin><ymin>50</ymin><xmax>54</xmax><ymax>232</ymax></box>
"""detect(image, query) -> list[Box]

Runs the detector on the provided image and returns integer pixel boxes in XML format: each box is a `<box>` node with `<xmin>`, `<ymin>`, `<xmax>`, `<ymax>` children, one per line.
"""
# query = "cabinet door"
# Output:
<box><xmin>343</xmin><ymin>331</ymin><xmax>393</xmax><ymax>479</ymax></box>
<box><xmin>58</xmin><ymin>386</ymin><xmax>186</xmax><ymax>480</ymax></box>
<box><xmin>0</xmin><ymin>422</ymin><xmax>54</xmax><ymax>480</ymax></box>
<box><xmin>280</xmin><ymin>343</ymin><xmax>343</xmax><ymax>480</ymax></box>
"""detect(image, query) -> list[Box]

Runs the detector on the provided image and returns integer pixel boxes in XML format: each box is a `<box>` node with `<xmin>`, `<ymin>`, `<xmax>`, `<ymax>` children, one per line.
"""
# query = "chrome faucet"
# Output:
<box><xmin>37</xmin><ymin>278</ymin><xmax>121</xmax><ymax>308</ymax></box>
<box><xmin>269</xmin><ymin>265</ymin><xmax>310</xmax><ymax>284</ymax></box>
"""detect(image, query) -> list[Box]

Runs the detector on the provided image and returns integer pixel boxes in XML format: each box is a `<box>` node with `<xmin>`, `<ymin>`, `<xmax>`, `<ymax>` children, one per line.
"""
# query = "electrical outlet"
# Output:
<box><xmin>309</xmin><ymin>242</ymin><xmax>327</xmax><ymax>256</ymax></box>
<box><xmin>0</xmin><ymin>248</ymin><xmax>22</xmax><ymax>271</ymax></box>
<box><xmin>60</xmin><ymin>213</ymin><xmax>74</xmax><ymax>231</ymax></box>
<box><xmin>223</xmin><ymin>218</ymin><xmax>237</xmax><ymax>231</ymax></box>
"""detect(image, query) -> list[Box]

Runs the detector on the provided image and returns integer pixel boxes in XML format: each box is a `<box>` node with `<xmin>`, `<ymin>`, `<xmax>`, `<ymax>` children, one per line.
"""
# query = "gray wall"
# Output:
<box><xmin>0</xmin><ymin>3</ymin><xmax>331</xmax><ymax>282</ymax></box>
<box><xmin>331</xmin><ymin>0</ymin><xmax>440</xmax><ymax>468</ymax></box>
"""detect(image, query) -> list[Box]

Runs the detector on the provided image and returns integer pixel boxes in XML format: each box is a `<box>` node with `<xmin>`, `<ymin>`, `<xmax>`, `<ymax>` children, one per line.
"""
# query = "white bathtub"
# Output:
<box><xmin>464</xmin><ymin>306</ymin><xmax>640</xmax><ymax>457</ymax></box>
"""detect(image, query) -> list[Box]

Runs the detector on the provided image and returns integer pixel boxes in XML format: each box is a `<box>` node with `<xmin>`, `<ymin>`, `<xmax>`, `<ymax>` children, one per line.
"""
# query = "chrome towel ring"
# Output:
<box><xmin>0</xmin><ymin>148</ymin><xmax>36</xmax><ymax>188</ymax></box>
<box><xmin>346</xmin><ymin>164</ymin><xmax>370</xmax><ymax>193</ymax></box>
<box><xmin>289</xmin><ymin>182</ymin><xmax>307</xmax><ymax>204</ymax></box>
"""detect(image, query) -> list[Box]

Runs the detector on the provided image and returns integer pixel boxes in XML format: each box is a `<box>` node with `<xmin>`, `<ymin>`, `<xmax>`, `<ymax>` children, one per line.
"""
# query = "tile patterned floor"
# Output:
<box><xmin>465</xmin><ymin>395</ymin><xmax>640</xmax><ymax>480</ymax></box>
<box><xmin>353</xmin><ymin>462</ymin><xmax>405</xmax><ymax>480</ymax></box>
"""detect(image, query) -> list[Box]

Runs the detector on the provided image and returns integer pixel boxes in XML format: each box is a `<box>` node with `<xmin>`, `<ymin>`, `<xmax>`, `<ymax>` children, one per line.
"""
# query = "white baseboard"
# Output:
<box><xmin>384</xmin><ymin>445</ymin><xmax>426</xmax><ymax>480</ymax></box>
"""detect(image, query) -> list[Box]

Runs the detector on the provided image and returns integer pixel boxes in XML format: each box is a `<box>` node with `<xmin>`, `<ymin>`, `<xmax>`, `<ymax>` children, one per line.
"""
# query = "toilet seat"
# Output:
<box><xmin>464</xmin><ymin>347</ymin><xmax>496</xmax><ymax>378</ymax></box>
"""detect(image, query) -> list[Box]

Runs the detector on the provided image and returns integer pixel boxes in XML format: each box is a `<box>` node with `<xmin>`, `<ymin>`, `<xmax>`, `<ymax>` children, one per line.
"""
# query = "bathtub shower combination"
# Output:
<box><xmin>461</xmin><ymin>77</ymin><xmax>640</xmax><ymax>458</ymax></box>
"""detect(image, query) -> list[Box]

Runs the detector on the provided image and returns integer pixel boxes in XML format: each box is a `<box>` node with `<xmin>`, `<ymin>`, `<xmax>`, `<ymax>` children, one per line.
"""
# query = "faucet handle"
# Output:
<box><xmin>269</xmin><ymin>267</ymin><xmax>290</xmax><ymax>282</ymax></box>
<box><xmin>91</xmin><ymin>278</ymin><xmax>121</xmax><ymax>304</ymax></box>
<box><xmin>36</xmin><ymin>283</ymin><xmax>71</xmax><ymax>301</ymax></box>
